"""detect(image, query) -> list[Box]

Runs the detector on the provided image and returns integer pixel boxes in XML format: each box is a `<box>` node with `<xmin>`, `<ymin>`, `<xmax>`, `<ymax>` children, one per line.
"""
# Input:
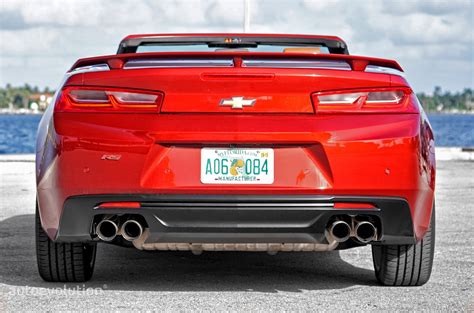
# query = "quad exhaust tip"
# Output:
<box><xmin>121</xmin><ymin>220</ymin><xmax>143</xmax><ymax>241</ymax></box>
<box><xmin>328</xmin><ymin>220</ymin><xmax>351</xmax><ymax>243</ymax></box>
<box><xmin>355</xmin><ymin>221</ymin><xmax>377</xmax><ymax>243</ymax></box>
<box><xmin>96</xmin><ymin>219</ymin><xmax>119</xmax><ymax>242</ymax></box>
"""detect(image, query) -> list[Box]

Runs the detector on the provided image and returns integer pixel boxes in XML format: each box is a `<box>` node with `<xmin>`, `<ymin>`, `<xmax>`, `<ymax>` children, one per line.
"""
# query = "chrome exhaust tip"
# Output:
<box><xmin>121</xmin><ymin>220</ymin><xmax>143</xmax><ymax>241</ymax></box>
<box><xmin>328</xmin><ymin>220</ymin><xmax>351</xmax><ymax>243</ymax></box>
<box><xmin>355</xmin><ymin>221</ymin><xmax>377</xmax><ymax>243</ymax></box>
<box><xmin>96</xmin><ymin>219</ymin><xmax>119</xmax><ymax>242</ymax></box>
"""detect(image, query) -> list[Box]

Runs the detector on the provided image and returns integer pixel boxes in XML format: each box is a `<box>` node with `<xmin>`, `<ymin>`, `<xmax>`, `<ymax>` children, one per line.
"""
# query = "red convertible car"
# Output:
<box><xmin>35</xmin><ymin>33</ymin><xmax>435</xmax><ymax>285</ymax></box>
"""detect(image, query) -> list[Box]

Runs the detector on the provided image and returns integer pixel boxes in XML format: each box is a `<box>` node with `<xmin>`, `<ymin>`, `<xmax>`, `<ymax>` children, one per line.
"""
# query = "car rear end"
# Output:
<box><xmin>35</xmin><ymin>34</ymin><xmax>436</xmax><ymax>284</ymax></box>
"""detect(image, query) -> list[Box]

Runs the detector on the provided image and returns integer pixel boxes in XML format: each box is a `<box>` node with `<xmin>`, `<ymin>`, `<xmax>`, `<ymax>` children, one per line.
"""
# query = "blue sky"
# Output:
<box><xmin>0</xmin><ymin>0</ymin><xmax>472</xmax><ymax>93</ymax></box>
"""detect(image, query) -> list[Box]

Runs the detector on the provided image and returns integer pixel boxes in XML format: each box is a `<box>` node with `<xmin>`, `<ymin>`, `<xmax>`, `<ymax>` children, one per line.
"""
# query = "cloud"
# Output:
<box><xmin>381</xmin><ymin>0</ymin><xmax>470</xmax><ymax>16</ymax></box>
<box><xmin>0</xmin><ymin>0</ymin><xmax>472</xmax><ymax>93</ymax></box>
<box><xmin>0</xmin><ymin>9</ymin><xmax>28</xmax><ymax>30</ymax></box>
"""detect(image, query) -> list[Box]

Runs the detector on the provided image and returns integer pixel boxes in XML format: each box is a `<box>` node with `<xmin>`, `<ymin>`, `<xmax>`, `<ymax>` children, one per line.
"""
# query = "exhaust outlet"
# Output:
<box><xmin>355</xmin><ymin>221</ymin><xmax>377</xmax><ymax>243</ymax></box>
<box><xmin>121</xmin><ymin>220</ymin><xmax>143</xmax><ymax>241</ymax></box>
<box><xmin>96</xmin><ymin>219</ymin><xmax>119</xmax><ymax>242</ymax></box>
<box><xmin>328</xmin><ymin>220</ymin><xmax>351</xmax><ymax>242</ymax></box>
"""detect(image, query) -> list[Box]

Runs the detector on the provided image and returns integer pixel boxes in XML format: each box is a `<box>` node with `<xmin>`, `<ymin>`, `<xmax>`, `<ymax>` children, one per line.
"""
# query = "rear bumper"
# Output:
<box><xmin>37</xmin><ymin>113</ymin><xmax>435</xmax><ymax>242</ymax></box>
<box><xmin>55</xmin><ymin>194</ymin><xmax>415</xmax><ymax>245</ymax></box>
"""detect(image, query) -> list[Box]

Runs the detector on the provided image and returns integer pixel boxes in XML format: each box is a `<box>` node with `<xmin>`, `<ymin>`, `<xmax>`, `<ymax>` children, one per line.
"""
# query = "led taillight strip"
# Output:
<box><xmin>312</xmin><ymin>88</ymin><xmax>417</xmax><ymax>113</ymax></box>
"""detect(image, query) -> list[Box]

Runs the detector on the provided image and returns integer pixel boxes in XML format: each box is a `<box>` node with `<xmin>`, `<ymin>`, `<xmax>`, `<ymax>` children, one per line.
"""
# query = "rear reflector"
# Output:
<box><xmin>312</xmin><ymin>88</ymin><xmax>415</xmax><ymax>113</ymax></box>
<box><xmin>334</xmin><ymin>203</ymin><xmax>376</xmax><ymax>209</ymax></box>
<box><xmin>56</xmin><ymin>87</ymin><xmax>163</xmax><ymax>112</ymax></box>
<box><xmin>98</xmin><ymin>202</ymin><xmax>141</xmax><ymax>209</ymax></box>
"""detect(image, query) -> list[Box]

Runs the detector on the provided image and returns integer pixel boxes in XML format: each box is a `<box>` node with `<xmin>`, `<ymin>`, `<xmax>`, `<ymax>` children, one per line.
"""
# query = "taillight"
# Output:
<box><xmin>55</xmin><ymin>87</ymin><xmax>164</xmax><ymax>112</ymax></box>
<box><xmin>312</xmin><ymin>88</ymin><xmax>416</xmax><ymax>113</ymax></box>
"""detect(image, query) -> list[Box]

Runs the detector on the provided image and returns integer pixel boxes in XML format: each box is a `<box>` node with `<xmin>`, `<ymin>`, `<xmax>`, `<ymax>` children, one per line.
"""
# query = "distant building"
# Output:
<box><xmin>29</xmin><ymin>93</ymin><xmax>54</xmax><ymax>111</ymax></box>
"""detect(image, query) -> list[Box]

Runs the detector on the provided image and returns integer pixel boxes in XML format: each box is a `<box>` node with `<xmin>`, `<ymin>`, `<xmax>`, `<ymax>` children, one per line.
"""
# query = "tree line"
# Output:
<box><xmin>0</xmin><ymin>84</ymin><xmax>472</xmax><ymax>112</ymax></box>
<box><xmin>416</xmin><ymin>87</ymin><xmax>473</xmax><ymax>112</ymax></box>
<box><xmin>0</xmin><ymin>84</ymin><xmax>54</xmax><ymax>109</ymax></box>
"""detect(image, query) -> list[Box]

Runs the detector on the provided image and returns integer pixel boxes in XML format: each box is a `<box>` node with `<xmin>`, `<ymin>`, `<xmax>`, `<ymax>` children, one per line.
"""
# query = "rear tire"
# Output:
<box><xmin>36</xmin><ymin>205</ymin><xmax>97</xmax><ymax>282</ymax></box>
<box><xmin>372</xmin><ymin>204</ymin><xmax>435</xmax><ymax>286</ymax></box>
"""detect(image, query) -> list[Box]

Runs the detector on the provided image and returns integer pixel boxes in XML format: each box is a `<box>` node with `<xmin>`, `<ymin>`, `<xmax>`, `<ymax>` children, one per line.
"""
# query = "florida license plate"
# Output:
<box><xmin>200</xmin><ymin>148</ymin><xmax>274</xmax><ymax>184</ymax></box>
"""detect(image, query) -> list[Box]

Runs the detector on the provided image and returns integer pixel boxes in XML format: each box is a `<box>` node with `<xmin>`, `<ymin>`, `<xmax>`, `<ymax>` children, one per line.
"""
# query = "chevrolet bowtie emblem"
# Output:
<box><xmin>220</xmin><ymin>97</ymin><xmax>256</xmax><ymax>109</ymax></box>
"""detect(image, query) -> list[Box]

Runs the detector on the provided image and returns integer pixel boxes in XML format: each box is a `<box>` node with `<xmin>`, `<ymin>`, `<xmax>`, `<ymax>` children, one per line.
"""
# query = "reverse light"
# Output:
<box><xmin>56</xmin><ymin>87</ymin><xmax>163</xmax><ymax>112</ymax></box>
<box><xmin>68</xmin><ymin>89</ymin><xmax>109</xmax><ymax>105</ymax></box>
<box><xmin>110</xmin><ymin>91</ymin><xmax>158</xmax><ymax>105</ymax></box>
<box><xmin>312</xmin><ymin>88</ymin><xmax>414</xmax><ymax>113</ymax></box>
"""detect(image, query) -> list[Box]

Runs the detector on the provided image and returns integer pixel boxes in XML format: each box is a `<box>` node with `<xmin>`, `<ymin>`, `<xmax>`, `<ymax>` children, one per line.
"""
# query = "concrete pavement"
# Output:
<box><xmin>0</xmin><ymin>154</ymin><xmax>472</xmax><ymax>311</ymax></box>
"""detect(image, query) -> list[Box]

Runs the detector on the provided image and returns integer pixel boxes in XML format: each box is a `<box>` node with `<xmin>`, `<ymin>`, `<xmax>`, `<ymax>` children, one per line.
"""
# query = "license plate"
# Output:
<box><xmin>201</xmin><ymin>148</ymin><xmax>274</xmax><ymax>184</ymax></box>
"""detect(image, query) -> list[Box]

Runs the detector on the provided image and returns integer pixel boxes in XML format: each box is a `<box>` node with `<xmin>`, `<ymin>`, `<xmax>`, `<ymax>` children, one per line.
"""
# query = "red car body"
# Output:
<box><xmin>35</xmin><ymin>34</ymin><xmax>436</xmax><ymax>284</ymax></box>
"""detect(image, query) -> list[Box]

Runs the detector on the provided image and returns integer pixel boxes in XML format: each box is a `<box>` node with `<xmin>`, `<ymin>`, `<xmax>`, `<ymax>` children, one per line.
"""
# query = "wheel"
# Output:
<box><xmin>372</xmin><ymin>204</ymin><xmax>435</xmax><ymax>286</ymax></box>
<box><xmin>36</xmin><ymin>204</ymin><xmax>97</xmax><ymax>282</ymax></box>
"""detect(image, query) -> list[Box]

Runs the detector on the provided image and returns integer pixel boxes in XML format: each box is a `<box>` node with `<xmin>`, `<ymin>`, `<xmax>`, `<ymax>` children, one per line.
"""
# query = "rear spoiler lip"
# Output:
<box><xmin>69</xmin><ymin>52</ymin><xmax>403</xmax><ymax>73</ymax></box>
<box><xmin>118</xmin><ymin>34</ymin><xmax>348</xmax><ymax>55</ymax></box>
<box><xmin>122</xmin><ymin>33</ymin><xmax>346</xmax><ymax>42</ymax></box>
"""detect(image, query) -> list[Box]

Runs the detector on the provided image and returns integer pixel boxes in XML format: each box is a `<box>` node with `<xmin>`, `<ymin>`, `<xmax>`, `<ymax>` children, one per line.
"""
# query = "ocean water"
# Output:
<box><xmin>427</xmin><ymin>114</ymin><xmax>474</xmax><ymax>147</ymax></box>
<box><xmin>0</xmin><ymin>114</ymin><xmax>42</xmax><ymax>154</ymax></box>
<box><xmin>0</xmin><ymin>113</ymin><xmax>472</xmax><ymax>154</ymax></box>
